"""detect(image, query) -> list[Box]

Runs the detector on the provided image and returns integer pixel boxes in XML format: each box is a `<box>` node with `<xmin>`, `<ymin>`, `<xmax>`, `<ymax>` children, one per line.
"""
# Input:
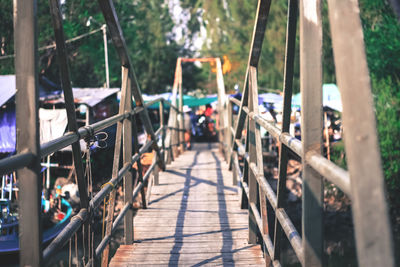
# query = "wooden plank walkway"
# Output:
<box><xmin>110</xmin><ymin>143</ymin><xmax>266</xmax><ymax>266</ymax></box>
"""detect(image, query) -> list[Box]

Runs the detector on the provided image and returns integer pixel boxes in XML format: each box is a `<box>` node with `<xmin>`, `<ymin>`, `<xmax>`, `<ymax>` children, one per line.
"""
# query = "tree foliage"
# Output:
<box><xmin>359</xmin><ymin>0</ymin><xmax>400</xmax><ymax>207</ymax></box>
<box><xmin>0</xmin><ymin>0</ymin><xmax>199</xmax><ymax>93</ymax></box>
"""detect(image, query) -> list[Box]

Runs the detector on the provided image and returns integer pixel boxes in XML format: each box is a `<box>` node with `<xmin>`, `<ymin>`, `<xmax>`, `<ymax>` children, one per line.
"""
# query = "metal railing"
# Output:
<box><xmin>6</xmin><ymin>0</ymin><xmax>396</xmax><ymax>266</ymax></box>
<box><xmin>6</xmin><ymin>0</ymin><xmax>185</xmax><ymax>266</ymax></box>
<box><xmin>221</xmin><ymin>1</ymin><xmax>395</xmax><ymax>267</ymax></box>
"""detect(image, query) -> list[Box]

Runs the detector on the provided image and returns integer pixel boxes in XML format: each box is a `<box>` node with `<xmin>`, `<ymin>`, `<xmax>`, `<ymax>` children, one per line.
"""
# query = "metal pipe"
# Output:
<box><xmin>95</xmin><ymin>203</ymin><xmax>130</xmax><ymax>257</ymax></box>
<box><xmin>249</xmin><ymin>202</ymin><xmax>279</xmax><ymax>266</ymax></box>
<box><xmin>0</xmin><ymin>152</ymin><xmax>34</xmax><ymax>176</ymax></box>
<box><xmin>154</xmin><ymin>126</ymin><xmax>163</xmax><ymax>137</ymax></box>
<box><xmin>102</xmin><ymin>24</ymin><xmax>109</xmax><ymax>88</ymax></box>
<box><xmin>144</xmin><ymin>97</ymin><xmax>164</xmax><ymax>108</ymax></box>
<box><xmin>279</xmin><ymin>133</ymin><xmax>302</xmax><ymax>157</ymax></box>
<box><xmin>43</xmin><ymin>209</ymin><xmax>89</xmax><ymax>263</ymax></box>
<box><xmin>275</xmin><ymin>208</ymin><xmax>304</xmax><ymax>265</ymax></box>
<box><xmin>249</xmin><ymin>162</ymin><xmax>277</xmax><ymax>210</ymax></box>
<box><xmin>40</xmin><ymin>132</ymin><xmax>79</xmax><ymax>158</ymax></box>
<box><xmin>90</xmin><ymin>162</ymin><xmax>131</xmax><ymax>210</ymax></box>
<box><xmin>229</xmin><ymin>97</ymin><xmax>241</xmax><ymax>106</ymax></box>
<box><xmin>306</xmin><ymin>151</ymin><xmax>351</xmax><ymax>196</ymax></box>
<box><xmin>45</xmin><ymin>141</ymin><xmax>156</xmax><ymax>262</ymax></box>
<box><xmin>40</xmin><ymin>108</ymin><xmax>143</xmax><ymax>158</ymax></box>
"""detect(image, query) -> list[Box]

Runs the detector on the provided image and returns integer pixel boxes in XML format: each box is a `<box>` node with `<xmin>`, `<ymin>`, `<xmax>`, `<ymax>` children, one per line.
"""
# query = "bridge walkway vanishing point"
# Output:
<box><xmin>110</xmin><ymin>143</ymin><xmax>266</xmax><ymax>266</ymax></box>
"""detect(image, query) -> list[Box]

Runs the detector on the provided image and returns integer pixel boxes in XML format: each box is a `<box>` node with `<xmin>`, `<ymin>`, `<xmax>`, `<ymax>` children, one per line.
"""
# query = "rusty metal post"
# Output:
<box><xmin>98</xmin><ymin>0</ymin><xmax>165</xmax><ymax>171</ymax></box>
<box><xmin>215</xmin><ymin>58</ymin><xmax>227</xmax><ymax>155</ymax></box>
<box><xmin>229</xmin><ymin>0</ymin><xmax>272</xmax><ymax>168</ymax></box>
<box><xmin>247</xmin><ymin>67</ymin><xmax>259</xmax><ymax>244</ymax></box>
<box><xmin>227</xmin><ymin>100</ymin><xmax>234</xmax><ymax>172</ymax></box>
<box><xmin>179</xmin><ymin>73</ymin><xmax>184</xmax><ymax>153</ymax></box>
<box><xmin>300</xmin><ymin>0</ymin><xmax>323</xmax><ymax>266</ymax></box>
<box><xmin>49</xmin><ymin>0</ymin><xmax>89</xmax><ymax>209</ymax></box>
<box><xmin>101</xmin><ymin>67</ymin><xmax>129</xmax><ymax>267</ymax></box>
<box><xmin>123</xmin><ymin>70</ymin><xmax>133</xmax><ymax>245</ymax></box>
<box><xmin>14</xmin><ymin>0</ymin><xmax>42</xmax><ymax>265</ymax></box>
<box><xmin>156</xmin><ymin>101</ymin><xmax>165</xmax><ymax>186</ymax></box>
<box><xmin>273</xmin><ymin>0</ymin><xmax>298</xmax><ymax>262</ymax></box>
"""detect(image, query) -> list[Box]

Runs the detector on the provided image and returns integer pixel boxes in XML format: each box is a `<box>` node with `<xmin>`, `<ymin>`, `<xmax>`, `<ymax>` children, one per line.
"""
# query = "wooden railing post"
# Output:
<box><xmin>14</xmin><ymin>1</ymin><xmax>42</xmax><ymax>265</ymax></box>
<box><xmin>300</xmin><ymin>0</ymin><xmax>323</xmax><ymax>265</ymax></box>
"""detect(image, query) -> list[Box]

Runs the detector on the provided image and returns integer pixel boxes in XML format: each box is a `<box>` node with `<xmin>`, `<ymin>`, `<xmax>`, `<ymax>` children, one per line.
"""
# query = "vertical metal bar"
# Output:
<box><xmin>215</xmin><ymin>58</ymin><xmax>227</xmax><ymax>155</ymax></box>
<box><xmin>179</xmin><ymin>70</ymin><xmax>184</xmax><ymax>153</ymax></box>
<box><xmin>300</xmin><ymin>0</ymin><xmax>323</xmax><ymax>266</ymax></box>
<box><xmin>131</xmin><ymin>111</ymin><xmax>147</xmax><ymax>209</ymax></box>
<box><xmin>123</xmin><ymin>70</ymin><xmax>133</xmax><ymax>245</ymax></box>
<box><xmin>273</xmin><ymin>0</ymin><xmax>298</xmax><ymax>261</ymax></box>
<box><xmin>102</xmin><ymin>24</ymin><xmax>110</xmax><ymax>88</ymax></box>
<box><xmin>156</xmin><ymin>102</ymin><xmax>165</xmax><ymax>185</ymax></box>
<box><xmin>247</xmin><ymin>67</ymin><xmax>259</xmax><ymax>244</ymax></box>
<box><xmin>153</xmin><ymin>164</ymin><xmax>159</xmax><ymax>187</ymax></box>
<box><xmin>227</xmin><ymin>101</ymin><xmax>234</xmax><ymax>178</ymax></box>
<box><xmin>169</xmin><ymin>58</ymin><xmax>181</xmax><ymax>158</ymax></box>
<box><xmin>327</xmin><ymin>1</ymin><xmax>395</xmax><ymax>266</ymax></box>
<box><xmin>241</xmin><ymin>116</ymin><xmax>250</xmax><ymax>209</ymax></box>
<box><xmin>14</xmin><ymin>1</ymin><xmax>42</xmax><ymax>265</ymax></box>
<box><xmin>101</xmin><ymin>67</ymin><xmax>129</xmax><ymax>267</ymax></box>
<box><xmin>49</xmin><ymin>0</ymin><xmax>89</xmax><ymax>209</ymax></box>
<box><xmin>249</xmin><ymin>67</ymin><xmax>269</xmax><ymax>260</ymax></box>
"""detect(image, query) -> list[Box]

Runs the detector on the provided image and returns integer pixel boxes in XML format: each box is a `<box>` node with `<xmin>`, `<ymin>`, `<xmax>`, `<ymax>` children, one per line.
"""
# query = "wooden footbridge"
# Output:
<box><xmin>110</xmin><ymin>143</ymin><xmax>266</xmax><ymax>266</ymax></box>
<box><xmin>1</xmin><ymin>0</ymin><xmax>395</xmax><ymax>266</ymax></box>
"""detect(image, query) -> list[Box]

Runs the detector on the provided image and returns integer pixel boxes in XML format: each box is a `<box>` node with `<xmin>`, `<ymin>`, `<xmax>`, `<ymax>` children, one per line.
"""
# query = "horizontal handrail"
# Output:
<box><xmin>232</xmin><ymin>152</ymin><xmax>304</xmax><ymax>265</ymax></box>
<box><xmin>41</xmin><ymin>107</ymin><xmax>144</xmax><ymax>158</ymax></box>
<box><xmin>43</xmin><ymin>134</ymin><xmax>157</xmax><ymax>262</ymax></box>
<box><xmin>95</xmin><ymin>202</ymin><xmax>130</xmax><ymax>258</ymax></box>
<box><xmin>167</xmin><ymin>126</ymin><xmax>186</xmax><ymax>132</ymax></box>
<box><xmin>240</xmin><ymin>108</ymin><xmax>351</xmax><ymax>195</ymax></box>
<box><xmin>43</xmin><ymin>208</ymin><xmax>89</xmax><ymax>261</ymax></box>
<box><xmin>249</xmin><ymin>202</ymin><xmax>278</xmax><ymax>266</ymax></box>
<box><xmin>229</xmin><ymin>97</ymin><xmax>241</xmax><ymax>107</ymax></box>
<box><xmin>0</xmin><ymin>106</ymin><xmax>151</xmax><ymax>176</ymax></box>
<box><xmin>144</xmin><ymin>97</ymin><xmax>164</xmax><ymax>108</ymax></box>
<box><xmin>0</xmin><ymin>152</ymin><xmax>35</xmax><ymax>176</ymax></box>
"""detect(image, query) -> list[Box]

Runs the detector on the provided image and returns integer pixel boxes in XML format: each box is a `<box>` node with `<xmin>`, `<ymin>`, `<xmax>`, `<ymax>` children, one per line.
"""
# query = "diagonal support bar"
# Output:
<box><xmin>97</xmin><ymin>0</ymin><xmax>165</xmax><ymax>171</ymax></box>
<box><xmin>49</xmin><ymin>0</ymin><xmax>89</xmax><ymax>209</ymax></box>
<box><xmin>273</xmin><ymin>0</ymin><xmax>298</xmax><ymax>261</ymax></box>
<box><xmin>229</xmin><ymin>0</ymin><xmax>272</xmax><ymax>167</ymax></box>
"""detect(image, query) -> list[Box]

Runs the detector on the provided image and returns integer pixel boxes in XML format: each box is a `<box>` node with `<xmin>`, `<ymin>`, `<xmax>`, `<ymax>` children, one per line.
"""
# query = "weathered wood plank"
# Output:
<box><xmin>110</xmin><ymin>143</ymin><xmax>265</xmax><ymax>266</ymax></box>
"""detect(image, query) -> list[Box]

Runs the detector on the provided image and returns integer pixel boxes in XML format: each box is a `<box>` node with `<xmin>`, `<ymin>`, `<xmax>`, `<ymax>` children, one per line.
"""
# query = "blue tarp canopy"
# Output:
<box><xmin>258</xmin><ymin>93</ymin><xmax>283</xmax><ymax>104</ymax></box>
<box><xmin>291</xmin><ymin>84</ymin><xmax>342</xmax><ymax>111</ymax></box>
<box><xmin>0</xmin><ymin>109</ymin><xmax>16</xmax><ymax>153</ymax></box>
